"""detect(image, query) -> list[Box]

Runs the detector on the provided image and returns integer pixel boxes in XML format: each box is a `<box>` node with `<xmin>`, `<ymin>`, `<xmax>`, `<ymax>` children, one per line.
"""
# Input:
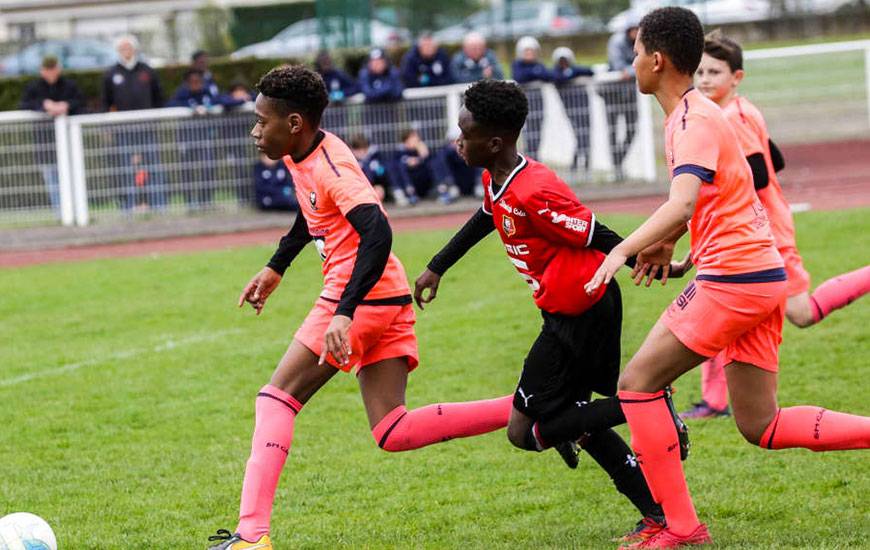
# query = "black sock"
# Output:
<box><xmin>538</xmin><ymin>396</ymin><xmax>626</xmax><ymax>444</ymax></box>
<box><xmin>581</xmin><ymin>428</ymin><xmax>662</xmax><ymax>518</ymax></box>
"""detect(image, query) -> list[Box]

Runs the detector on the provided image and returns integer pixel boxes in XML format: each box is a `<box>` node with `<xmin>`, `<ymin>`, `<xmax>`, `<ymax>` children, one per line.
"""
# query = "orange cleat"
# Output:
<box><xmin>619</xmin><ymin>523</ymin><xmax>711</xmax><ymax>549</ymax></box>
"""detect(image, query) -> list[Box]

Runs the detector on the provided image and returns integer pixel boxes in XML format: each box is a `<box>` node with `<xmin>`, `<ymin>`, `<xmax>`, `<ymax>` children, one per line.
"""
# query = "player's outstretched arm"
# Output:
<box><xmin>415</xmin><ymin>208</ymin><xmax>495</xmax><ymax>309</ymax></box>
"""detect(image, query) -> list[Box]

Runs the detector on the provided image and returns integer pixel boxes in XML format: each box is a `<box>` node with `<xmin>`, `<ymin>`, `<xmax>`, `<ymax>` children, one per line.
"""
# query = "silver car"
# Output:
<box><xmin>231</xmin><ymin>17</ymin><xmax>410</xmax><ymax>60</ymax></box>
<box><xmin>0</xmin><ymin>39</ymin><xmax>116</xmax><ymax>76</ymax></box>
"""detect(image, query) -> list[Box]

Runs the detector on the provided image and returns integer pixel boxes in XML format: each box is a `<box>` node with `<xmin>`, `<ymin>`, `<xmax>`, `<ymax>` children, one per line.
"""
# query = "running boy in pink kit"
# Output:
<box><xmin>584</xmin><ymin>8</ymin><xmax>870</xmax><ymax>548</ymax></box>
<box><xmin>681</xmin><ymin>30</ymin><xmax>870</xmax><ymax>418</ymax></box>
<box><xmin>207</xmin><ymin>66</ymin><xmax>513</xmax><ymax>550</ymax></box>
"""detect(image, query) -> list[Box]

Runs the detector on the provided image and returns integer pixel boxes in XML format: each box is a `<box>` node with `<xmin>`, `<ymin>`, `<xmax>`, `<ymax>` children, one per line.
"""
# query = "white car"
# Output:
<box><xmin>231</xmin><ymin>17</ymin><xmax>410</xmax><ymax>60</ymax></box>
<box><xmin>608</xmin><ymin>0</ymin><xmax>771</xmax><ymax>32</ymax></box>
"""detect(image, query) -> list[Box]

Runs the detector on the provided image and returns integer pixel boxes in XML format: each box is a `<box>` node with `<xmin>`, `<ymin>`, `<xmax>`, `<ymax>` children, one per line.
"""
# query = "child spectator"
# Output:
<box><xmin>191</xmin><ymin>50</ymin><xmax>220</xmax><ymax>97</ymax></box>
<box><xmin>395</xmin><ymin>128</ymin><xmax>458</xmax><ymax>205</ymax></box>
<box><xmin>350</xmin><ymin>134</ymin><xmax>393</xmax><ymax>204</ymax></box>
<box><xmin>439</xmin><ymin>126</ymin><xmax>482</xmax><ymax>197</ymax></box>
<box><xmin>552</xmin><ymin>47</ymin><xmax>594</xmax><ymax>173</ymax></box>
<box><xmin>400</xmin><ymin>32</ymin><xmax>454</xmax><ymax>88</ymax></box>
<box><xmin>254</xmin><ymin>153</ymin><xmax>297</xmax><ymax>211</ymax></box>
<box><xmin>511</xmin><ymin>36</ymin><xmax>552</xmax><ymax>159</ymax></box>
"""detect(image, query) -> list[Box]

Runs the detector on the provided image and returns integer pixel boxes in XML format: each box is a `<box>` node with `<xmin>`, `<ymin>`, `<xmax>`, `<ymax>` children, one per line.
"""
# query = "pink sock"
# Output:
<box><xmin>372</xmin><ymin>395</ymin><xmax>512</xmax><ymax>451</ymax></box>
<box><xmin>810</xmin><ymin>265</ymin><xmax>870</xmax><ymax>322</ymax></box>
<box><xmin>236</xmin><ymin>385</ymin><xmax>303</xmax><ymax>541</ymax></box>
<box><xmin>620</xmin><ymin>390</ymin><xmax>700</xmax><ymax>537</ymax></box>
<box><xmin>700</xmin><ymin>353</ymin><xmax>729</xmax><ymax>411</ymax></box>
<box><xmin>760</xmin><ymin>406</ymin><xmax>870</xmax><ymax>451</ymax></box>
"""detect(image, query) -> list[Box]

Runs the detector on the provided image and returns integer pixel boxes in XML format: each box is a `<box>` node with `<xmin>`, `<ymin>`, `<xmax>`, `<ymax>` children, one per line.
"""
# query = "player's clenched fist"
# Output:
<box><xmin>414</xmin><ymin>269</ymin><xmax>441</xmax><ymax>309</ymax></box>
<box><xmin>238</xmin><ymin>266</ymin><xmax>282</xmax><ymax>315</ymax></box>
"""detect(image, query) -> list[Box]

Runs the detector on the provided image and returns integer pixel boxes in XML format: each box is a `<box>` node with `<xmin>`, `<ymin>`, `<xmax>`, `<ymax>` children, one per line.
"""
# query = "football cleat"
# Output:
<box><xmin>617</xmin><ymin>514</ymin><xmax>666</xmax><ymax>544</ymax></box>
<box><xmin>664</xmin><ymin>386</ymin><xmax>690</xmax><ymax>461</ymax></box>
<box><xmin>554</xmin><ymin>440</ymin><xmax>581</xmax><ymax>469</ymax></box>
<box><xmin>680</xmin><ymin>401</ymin><xmax>731</xmax><ymax>420</ymax></box>
<box><xmin>619</xmin><ymin>524</ymin><xmax>712</xmax><ymax>549</ymax></box>
<box><xmin>207</xmin><ymin>529</ymin><xmax>272</xmax><ymax>550</ymax></box>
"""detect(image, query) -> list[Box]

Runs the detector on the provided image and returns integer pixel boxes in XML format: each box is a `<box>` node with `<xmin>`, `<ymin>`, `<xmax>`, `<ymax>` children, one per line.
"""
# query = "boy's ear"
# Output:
<box><xmin>652</xmin><ymin>51</ymin><xmax>664</xmax><ymax>74</ymax></box>
<box><xmin>733</xmin><ymin>69</ymin><xmax>745</xmax><ymax>86</ymax></box>
<box><xmin>287</xmin><ymin>113</ymin><xmax>304</xmax><ymax>135</ymax></box>
<box><xmin>488</xmin><ymin>136</ymin><xmax>503</xmax><ymax>154</ymax></box>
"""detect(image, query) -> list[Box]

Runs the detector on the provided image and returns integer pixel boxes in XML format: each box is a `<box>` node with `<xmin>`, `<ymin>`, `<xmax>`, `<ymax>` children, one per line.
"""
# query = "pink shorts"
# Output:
<box><xmin>294</xmin><ymin>298</ymin><xmax>419</xmax><ymax>373</ymax></box>
<box><xmin>662</xmin><ymin>277</ymin><xmax>787</xmax><ymax>372</ymax></box>
<box><xmin>780</xmin><ymin>246</ymin><xmax>811</xmax><ymax>297</ymax></box>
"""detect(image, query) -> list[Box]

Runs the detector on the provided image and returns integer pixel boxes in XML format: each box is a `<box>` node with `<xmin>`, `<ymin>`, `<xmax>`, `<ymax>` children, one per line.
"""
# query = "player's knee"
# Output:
<box><xmin>786</xmin><ymin>305</ymin><xmax>815</xmax><ymax>328</ymax></box>
<box><xmin>733</xmin><ymin>415</ymin><xmax>771</xmax><ymax>446</ymax></box>
<box><xmin>506</xmin><ymin>422</ymin><xmax>531</xmax><ymax>450</ymax></box>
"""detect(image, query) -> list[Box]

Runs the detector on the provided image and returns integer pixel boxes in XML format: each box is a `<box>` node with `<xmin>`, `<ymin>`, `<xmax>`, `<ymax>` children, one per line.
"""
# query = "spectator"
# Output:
<box><xmin>350</xmin><ymin>134</ymin><xmax>395</xmax><ymax>204</ymax></box>
<box><xmin>168</xmin><ymin>68</ymin><xmax>245</xmax><ymax>112</ymax></box>
<box><xmin>395</xmin><ymin>128</ymin><xmax>458</xmax><ymax>205</ymax></box>
<box><xmin>359</xmin><ymin>48</ymin><xmax>403</xmax><ymax>146</ymax></box>
<box><xmin>228</xmin><ymin>81</ymin><xmax>253</xmax><ymax>103</ymax></box>
<box><xmin>103</xmin><ymin>35</ymin><xmax>166</xmax><ymax>212</ymax></box>
<box><xmin>450</xmin><ymin>31</ymin><xmax>503</xmax><ymax>83</ymax></box>
<box><xmin>226</xmin><ymin>81</ymin><xmax>256</xmax><ymax>206</ymax></box>
<box><xmin>511</xmin><ymin>36</ymin><xmax>552</xmax><ymax>159</ymax></box>
<box><xmin>440</xmin><ymin>126</ymin><xmax>482</xmax><ymax>197</ymax></box>
<box><xmin>254</xmin><ymin>153</ymin><xmax>297</xmax><ymax>211</ymax></box>
<box><xmin>603</xmin><ymin>16</ymin><xmax>640</xmax><ymax>180</ymax></box>
<box><xmin>552</xmin><ymin>47</ymin><xmax>594</xmax><ymax>173</ymax></box>
<box><xmin>400</xmin><ymin>32</ymin><xmax>454</xmax><ymax>88</ymax></box>
<box><xmin>191</xmin><ymin>50</ymin><xmax>220</xmax><ymax>97</ymax></box>
<box><xmin>19</xmin><ymin>55</ymin><xmax>84</xmax><ymax>217</ymax></box>
<box><xmin>315</xmin><ymin>51</ymin><xmax>359</xmax><ymax>138</ymax></box>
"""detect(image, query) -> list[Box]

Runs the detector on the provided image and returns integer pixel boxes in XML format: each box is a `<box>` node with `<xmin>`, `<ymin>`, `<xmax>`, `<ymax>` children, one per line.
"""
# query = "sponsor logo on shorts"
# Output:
<box><xmin>675</xmin><ymin>281</ymin><xmax>697</xmax><ymax>310</ymax></box>
<box><xmin>502</xmin><ymin>214</ymin><xmax>516</xmax><ymax>237</ymax></box>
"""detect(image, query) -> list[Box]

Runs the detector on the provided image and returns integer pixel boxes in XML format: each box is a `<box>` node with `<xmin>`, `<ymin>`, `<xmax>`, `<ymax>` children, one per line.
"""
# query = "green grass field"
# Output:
<box><xmin>1</xmin><ymin>209</ymin><xmax>868</xmax><ymax>549</ymax></box>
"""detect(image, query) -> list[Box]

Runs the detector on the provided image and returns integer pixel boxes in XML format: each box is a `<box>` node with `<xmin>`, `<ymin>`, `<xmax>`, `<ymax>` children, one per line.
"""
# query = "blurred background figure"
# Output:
<box><xmin>102</xmin><ymin>34</ymin><xmax>166</xmax><ymax>212</ymax></box>
<box><xmin>603</xmin><ymin>17</ymin><xmax>640</xmax><ymax>180</ymax></box>
<box><xmin>552</xmin><ymin>47</ymin><xmax>594</xmax><ymax>174</ymax></box>
<box><xmin>191</xmin><ymin>50</ymin><xmax>219</xmax><ymax>97</ymax></box>
<box><xmin>359</xmin><ymin>48</ymin><xmax>403</xmax><ymax>146</ymax></box>
<box><xmin>19</xmin><ymin>55</ymin><xmax>84</xmax><ymax>218</ymax></box>
<box><xmin>400</xmin><ymin>32</ymin><xmax>454</xmax><ymax>88</ymax></box>
<box><xmin>512</xmin><ymin>35</ymin><xmax>551</xmax><ymax>159</ymax></box>
<box><xmin>395</xmin><ymin>128</ymin><xmax>458</xmax><ymax>206</ymax></box>
<box><xmin>450</xmin><ymin>31</ymin><xmax>503</xmax><ymax>84</ymax></box>
<box><xmin>253</xmin><ymin>153</ymin><xmax>297</xmax><ymax>211</ymax></box>
<box><xmin>440</xmin><ymin>126</ymin><xmax>483</xmax><ymax>198</ymax></box>
<box><xmin>350</xmin><ymin>134</ymin><xmax>394</xmax><ymax>204</ymax></box>
<box><xmin>315</xmin><ymin>51</ymin><xmax>359</xmax><ymax>138</ymax></box>
<box><xmin>228</xmin><ymin>81</ymin><xmax>254</xmax><ymax>103</ymax></box>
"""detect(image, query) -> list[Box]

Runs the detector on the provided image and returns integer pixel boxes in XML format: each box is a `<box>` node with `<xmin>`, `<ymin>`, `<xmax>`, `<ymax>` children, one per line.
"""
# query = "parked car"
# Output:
<box><xmin>0</xmin><ymin>39</ymin><xmax>116</xmax><ymax>76</ymax></box>
<box><xmin>608</xmin><ymin>0</ymin><xmax>771</xmax><ymax>32</ymax></box>
<box><xmin>433</xmin><ymin>1</ymin><xmax>604</xmax><ymax>44</ymax></box>
<box><xmin>231</xmin><ymin>17</ymin><xmax>410</xmax><ymax>60</ymax></box>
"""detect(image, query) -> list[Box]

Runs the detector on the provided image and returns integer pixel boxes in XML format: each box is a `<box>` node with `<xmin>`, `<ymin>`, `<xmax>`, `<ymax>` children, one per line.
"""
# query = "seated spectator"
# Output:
<box><xmin>511</xmin><ymin>36</ymin><xmax>552</xmax><ymax>159</ymax></box>
<box><xmin>228</xmin><ymin>81</ymin><xmax>254</xmax><ymax>103</ymax></box>
<box><xmin>359</xmin><ymin>49</ymin><xmax>403</xmax><ymax>103</ymax></box>
<box><xmin>350</xmin><ymin>134</ymin><xmax>393</xmax><ymax>204</ymax></box>
<box><xmin>395</xmin><ymin>128</ymin><xmax>459</xmax><ymax>205</ymax></box>
<box><xmin>20</xmin><ymin>55</ymin><xmax>84</xmax><ymax>218</ymax></box>
<box><xmin>439</xmin><ymin>126</ymin><xmax>483</xmax><ymax>197</ymax></box>
<box><xmin>254</xmin><ymin>153</ymin><xmax>297</xmax><ymax>211</ymax></box>
<box><xmin>315</xmin><ymin>51</ymin><xmax>359</xmax><ymax>103</ymax></box>
<box><xmin>450</xmin><ymin>31</ymin><xmax>503</xmax><ymax>83</ymax></box>
<box><xmin>552</xmin><ymin>47</ymin><xmax>594</xmax><ymax>172</ymax></box>
<box><xmin>168</xmin><ymin>68</ymin><xmax>245</xmax><ymax>111</ymax></box>
<box><xmin>400</xmin><ymin>32</ymin><xmax>454</xmax><ymax>88</ymax></box>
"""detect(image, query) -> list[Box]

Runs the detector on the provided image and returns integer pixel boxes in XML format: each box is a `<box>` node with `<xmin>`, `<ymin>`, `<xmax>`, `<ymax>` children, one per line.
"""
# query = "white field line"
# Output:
<box><xmin>0</xmin><ymin>329</ymin><xmax>241</xmax><ymax>387</ymax></box>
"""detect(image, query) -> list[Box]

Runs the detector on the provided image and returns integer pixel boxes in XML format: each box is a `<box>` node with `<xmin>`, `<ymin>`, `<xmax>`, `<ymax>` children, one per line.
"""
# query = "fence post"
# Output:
<box><xmin>68</xmin><ymin>118</ymin><xmax>90</xmax><ymax>227</ymax></box>
<box><xmin>54</xmin><ymin>115</ymin><xmax>75</xmax><ymax>226</ymax></box>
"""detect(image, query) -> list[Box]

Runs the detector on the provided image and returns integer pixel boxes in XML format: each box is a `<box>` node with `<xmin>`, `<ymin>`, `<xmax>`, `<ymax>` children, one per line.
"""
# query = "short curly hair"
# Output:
<box><xmin>256</xmin><ymin>64</ymin><xmax>329</xmax><ymax>127</ymax></box>
<box><xmin>462</xmin><ymin>79</ymin><xmax>528</xmax><ymax>136</ymax></box>
<box><xmin>639</xmin><ymin>7</ymin><xmax>705</xmax><ymax>76</ymax></box>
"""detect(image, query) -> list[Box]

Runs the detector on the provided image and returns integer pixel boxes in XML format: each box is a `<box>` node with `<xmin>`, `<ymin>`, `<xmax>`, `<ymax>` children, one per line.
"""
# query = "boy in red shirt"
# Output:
<box><xmin>585</xmin><ymin>8</ymin><xmax>870</xmax><ymax>548</ymax></box>
<box><xmin>681</xmin><ymin>30</ymin><xmax>870</xmax><ymax>419</ymax></box>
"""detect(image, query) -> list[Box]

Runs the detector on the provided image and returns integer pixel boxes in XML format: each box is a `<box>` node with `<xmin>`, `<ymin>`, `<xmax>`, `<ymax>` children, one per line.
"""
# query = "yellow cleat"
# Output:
<box><xmin>207</xmin><ymin>529</ymin><xmax>272</xmax><ymax>550</ymax></box>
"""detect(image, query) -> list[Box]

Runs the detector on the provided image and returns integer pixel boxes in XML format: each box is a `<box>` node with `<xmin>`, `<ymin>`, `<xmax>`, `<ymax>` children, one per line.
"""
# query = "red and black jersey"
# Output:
<box><xmin>482</xmin><ymin>155</ymin><xmax>606</xmax><ymax>315</ymax></box>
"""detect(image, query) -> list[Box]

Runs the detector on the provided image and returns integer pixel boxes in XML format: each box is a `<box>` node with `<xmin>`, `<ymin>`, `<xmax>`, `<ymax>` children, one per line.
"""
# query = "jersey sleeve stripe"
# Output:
<box><xmin>321</xmin><ymin>147</ymin><xmax>341</xmax><ymax>177</ymax></box>
<box><xmin>674</xmin><ymin>164</ymin><xmax>715</xmax><ymax>183</ymax></box>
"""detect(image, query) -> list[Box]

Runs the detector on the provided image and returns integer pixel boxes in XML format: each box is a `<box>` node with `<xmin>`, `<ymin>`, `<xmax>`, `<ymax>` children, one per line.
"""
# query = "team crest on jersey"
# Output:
<box><xmin>502</xmin><ymin>214</ymin><xmax>516</xmax><ymax>237</ymax></box>
<box><xmin>309</xmin><ymin>191</ymin><xmax>318</xmax><ymax>211</ymax></box>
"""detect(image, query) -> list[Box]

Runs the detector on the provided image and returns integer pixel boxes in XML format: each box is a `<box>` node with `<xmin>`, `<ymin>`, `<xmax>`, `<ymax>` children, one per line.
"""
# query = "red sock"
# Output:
<box><xmin>372</xmin><ymin>395</ymin><xmax>512</xmax><ymax>451</ymax></box>
<box><xmin>810</xmin><ymin>265</ymin><xmax>870</xmax><ymax>323</ymax></box>
<box><xmin>236</xmin><ymin>385</ymin><xmax>303</xmax><ymax>541</ymax></box>
<box><xmin>619</xmin><ymin>390</ymin><xmax>700</xmax><ymax>536</ymax></box>
<box><xmin>760</xmin><ymin>406</ymin><xmax>870</xmax><ymax>451</ymax></box>
<box><xmin>700</xmin><ymin>352</ymin><xmax>729</xmax><ymax>411</ymax></box>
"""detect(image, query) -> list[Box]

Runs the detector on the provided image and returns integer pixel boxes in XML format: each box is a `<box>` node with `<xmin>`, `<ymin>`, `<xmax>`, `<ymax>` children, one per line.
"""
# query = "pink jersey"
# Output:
<box><xmin>482</xmin><ymin>155</ymin><xmax>606</xmax><ymax>315</ymax></box>
<box><xmin>283</xmin><ymin>131</ymin><xmax>410</xmax><ymax>301</ymax></box>
<box><xmin>665</xmin><ymin>89</ymin><xmax>782</xmax><ymax>276</ymax></box>
<box><xmin>723</xmin><ymin>96</ymin><xmax>797</xmax><ymax>254</ymax></box>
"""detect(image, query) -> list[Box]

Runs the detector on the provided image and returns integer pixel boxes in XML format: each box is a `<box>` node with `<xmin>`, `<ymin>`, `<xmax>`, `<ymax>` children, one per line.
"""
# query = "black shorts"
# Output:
<box><xmin>513</xmin><ymin>281</ymin><xmax>622</xmax><ymax>419</ymax></box>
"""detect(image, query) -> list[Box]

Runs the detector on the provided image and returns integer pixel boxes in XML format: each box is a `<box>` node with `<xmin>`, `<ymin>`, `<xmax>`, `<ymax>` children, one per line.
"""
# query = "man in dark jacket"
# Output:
<box><xmin>315</xmin><ymin>51</ymin><xmax>359</xmax><ymax>138</ymax></box>
<box><xmin>359</xmin><ymin>48</ymin><xmax>403</xmax><ymax>146</ymax></box>
<box><xmin>20</xmin><ymin>55</ymin><xmax>84</xmax><ymax>217</ymax></box>
<box><xmin>103</xmin><ymin>35</ymin><xmax>166</xmax><ymax>212</ymax></box>
<box><xmin>400</xmin><ymin>33</ymin><xmax>453</xmax><ymax>88</ymax></box>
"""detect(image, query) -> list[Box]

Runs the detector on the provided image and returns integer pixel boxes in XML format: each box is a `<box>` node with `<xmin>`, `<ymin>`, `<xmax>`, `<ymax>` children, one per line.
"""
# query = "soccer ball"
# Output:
<box><xmin>0</xmin><ymin>513</ymin><xmax>57</xmax><ymax>550</ymax></box>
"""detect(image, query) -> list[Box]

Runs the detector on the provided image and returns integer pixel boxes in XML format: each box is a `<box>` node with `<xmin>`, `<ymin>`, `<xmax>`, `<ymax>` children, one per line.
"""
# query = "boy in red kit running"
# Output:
<box><xmin>681</xmin><ymin>30</ymin><xmax>870</xmax><ymax>419</ymax></box>
<box><xmin>207</xmin><ymin>66</ymin><xmax>513</xmax><ymax>550</ymax></box>
<box><xmin>584</xmin><ymin>8</ymin><xmax>870</xmax><ymax>548</ymax></box>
